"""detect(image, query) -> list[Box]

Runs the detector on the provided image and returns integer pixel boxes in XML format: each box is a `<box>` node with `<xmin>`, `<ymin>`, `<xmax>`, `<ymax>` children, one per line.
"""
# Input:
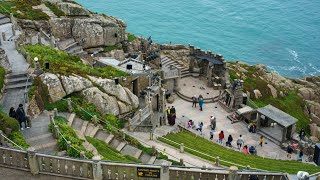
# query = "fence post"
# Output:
<box><xmin>66</xmin><ymin>141</ymin><xmax>71</xmax><ymax>151</ymax></box>
<box><xmin>180</xmin><ymin>143</ymin><xmax>184</xmax><ymax>153</ymax></box>
<box><xmin>227</xmin><ymin>166</ymin><xmax>238</xmax><ymax>180</ymax></box>
<box><xmin>92</xmin><ymin>115</ymin><xmax>98</xmax><ymax>126</ymax></box>
<box><xmin>10</xmin><ymin>13</ymin><xmax>14</xmax><ymax>24</ymax></box>
<box><xmin>180</xmin><ymin>158</ymin><xmax>184</xmax><ymax>166</ymax></box>
<box><xmin>0</xmin><ymin>130</ymin><xmax>5</xmax><ymax>146</ymax></box>
<box><xmin>160</xmin><ymin>163</ymin><xmax>170</xmax><ymax>180</ymax></box>
<box><xmin>120</xmin><ymin>130</ymin><xmax>125</xmax><ymax>140</ymax></box>
<box><xmin>138</xmin><ymin>109</ymin><xmax>143</xmax><ymax>122</ymax></box>
<box><xmin>215</xmin><ymin>156</ymin><xmax>220</xmax><ymax>167</ymax></box>
<box><xmin>27</xmin><ymin>147</ymin><xmax>40</xmax><ymax>175</ymax></box>
<box><xmin>67</xmin><ymin>98</ymin><xmax>72</xmax><ymax>113</ymax></box>
<box><xmin>128</xmin><ymin>118</ymin><xmax>133</xmax><ymax>131</ymax></box>
<box><xmin>50</xmin><ymin>35</ymin><xmax>55</xmax><ymax>47</ymax></box>
<box><xmin>80</xmin><ymin>151</ymin><xmax>86</xmax><ymax>159</ymax></box>
<box><xmin>150</xmin><ymin>130</ymin><xmax>154</xmax><ymax>140</ymax></box>
<box><xmin>49</xmin><ymin>113</ymin><xmax>54</xmax><ymax>124</ymax></box>
<box><xmin>53</xmin><ymin>108</ymin><xmax>58</xmax><ymax>117</ymax></box>
<box><xmin>92</xmin><ymin>156</ymin><xmax>103</xmax><ymax>180</ymax></box>
<box><xmin>54</xmin><ymin>125</ymin><xmax>59</xmax><ymax>138</ymax></box>
<box><xmin>12</xmin><ymin>24</ymin><xmax>16</xmax><ymax>36</ymax></box>
<box><xmin>2</xmin><ymin>32</ymin><xmax>6</xmax><ymax>41</ymax></box>
<box><xmin>246</xmin><ymin>165</ymin><xmax>251</xmax><ymax>170</ymax></box>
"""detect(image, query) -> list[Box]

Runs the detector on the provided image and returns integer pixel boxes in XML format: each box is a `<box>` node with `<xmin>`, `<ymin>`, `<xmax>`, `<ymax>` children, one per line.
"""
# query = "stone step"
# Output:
<box><xmin>153</xmin><ymin>159</ymin><xmax>172</xmax><ymax>166</ymax></box>
<box><xmin>94</xmin><ymin>130</ymin><xmax>114</xmax><ymax>144</ymax></box>
<box><xmin>67</xmin><ymin>113</ymin><xmax>76</xmax><ymax>126</ymax></box>
<box><xmin>89</xmin><ymin>126</ymin><xmax>99</xmax><ymax>137</ymax></box>
<box><xmin>120</xmin><ymin>144</ymin><xmax>142</xmax><ymax>159</ymax></box>
<box><xmin>84</xmin><ymin>123</ymin><xmax>95</xmax><ymax>136</ymax></box>
<box><xmin>31</xmin><ymin>138</ymin><xmax>57</xmax><ymax>151</ymax></box>
<box><xmin>80</xmin><ymin>121</ymin><xmax>89</xmax><ymax>134</ymax></box>
<box><xmin>67</xmin><ymin>45</ymin><xmax>82</xmax><ymax>54</ymax></box>
<box><xmin>0</xmin><ymin>18</ymin><xmax>10</xmax><ymax>25</ymax></box>
<box><xmin>27</xmin><ymin>133</ymin><xmax>53</xmax><ymax>145</ymax></box>
<box><xmin>116</xmin><ymin>142</ymin><xmax>126</xmax><ymax>151</ymax></box>
<box><xmin>6</xmin><ymin>76</ymin><xmax>29</xmax><ymax>85</ymax></box>
<box><xmin>83</xmin><ymin>141</ymin><xmax>98</xmax><ymax>156</ymax></box>
<box><xmin>109</xmin><ymin>138</ymin><xmax>121</xmax><ymax>149</ymax></box>
<box><xmin>6</xmin><ymin>72</ymin><xmax>28</xmax><ymax>79</ymax></box>
<box><xmin>181</xmin><ymin>73</ymin><xmax>191</xmax><ymax>78</ymax></box>
<box><xmin>57</xmin><ymin>38</ymin><xmax>76</xmax><ymax>50</ymax></box>
<box><xmin>0</xmin><ymin>14</ymin><xmax>6</xmax><ymax>19</ymax></box>
<box><xmin>148</xmin><ymin>156</ymin><xmax>157</xmax><ymax>164</ymax></box>
<box><xmin>105</xmin><ymin>134</ymin><xmax>114</xmax><ymax>144</ymax></box>
<box><xmin>71</xmin><ymin>117</ymin><xmax>84</xmax><ymax>131</ymax></box>
<box><xmin>72</xmin><ymin>50</ymin><xmax>86</xmax><ymax>55</ymax></box>
<box><xmin>139</xmin><ymin>153</ymin><xmax>153</xmax><ymax>164</ymax></box>
<box><xmin>36</xmin><ymin>142</ymin><xmax>59</xmax><ymax>154</ymax></box>
<box><xmin>5</xmin><ymin>81</ymin><xmax>32</xmax><ymax>90</ymax></box>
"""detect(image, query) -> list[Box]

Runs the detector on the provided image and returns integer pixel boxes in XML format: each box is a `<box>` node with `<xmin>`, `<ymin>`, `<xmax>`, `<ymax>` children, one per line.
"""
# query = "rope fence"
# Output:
<box><xmin>0</xmin><ymin>132</ymin><xmax>24</xmax><ymax>150</ymax></box>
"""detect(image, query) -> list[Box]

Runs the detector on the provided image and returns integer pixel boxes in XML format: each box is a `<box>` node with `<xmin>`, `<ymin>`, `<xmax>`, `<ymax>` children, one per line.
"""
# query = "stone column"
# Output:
<box><xmin>227</xmin><ymin>166</ymin><xmax>239</xmax><ymax>180</ymax></box>
<box><xmin>138</xmin><ymin>109</ymin><xmax>143</xmax><ymax>122</ymax></box>
<box><xmin>180</xmin><ymin>143</ymin><xmax>184</xmax><ymax>153</ymax></box>
<box><xmin>27</xmin><ymin>147</ymin><xmax>40</xmax><ymax>175</ymax></box>
<box><xmin>80</xmin><ymin>151</ymin><xmax>86</xmax><ymax>159</ymax></box>
<box><xmin>160</xmin><ymin>164</ymin><xmax>170</xmax><ymax>180</ymax></box>
<box><xmin>14</xmin><ymin>39</ymin><xmax>18</xmax><ymax>49</ymax></box>
<box><xmin>10</xmin><ymin>13</ymin><xmax>14</xmax><ymax>25</ymax></box>
<box><xmin>120</xmin><ymin>130</ymin><xmax>125</xmax><ymax>140</ymax></box>
<box><xmin>12</xmin><ymin>24</ymin><xmax>16</xmax><ymax>36</ymax></box>
<box><xmin>67</xmin><ymin>98</ymin><xmax>72</xmax><ymax>113</ymax></box>
<box><xmin>54</xmin><ymin>125</ymin><xmax>59</xmax><ymax>138</ymax></box>
<box><xmin>2</xmin><ymin>32</ymin><xmax>6</xmax><ymax>41</ymax></box>
<box><xmin>92</xmin><ymin>156</ymin><xmax>103</xmax><ymax>180</ymax></box>
<box><xmin>53</xmin><ymin>108</ymin><xmax>58</xmax><ymax>117</ymax></box>
<box><xmin>149</xmin><ymin>131</ymin><xmax>153</xmax><ymax>140</ymax></box>
<box><xmin>37</xmin><ymin>32</ymin><xmax>42</xmax><ymax>45</ymax></box>
<box><xmin>50</xmin><ymin>35</ymin><xmax>55</xmax><ymax>47</ymax></box>
<box><xmin>215</xmin><ymin>156</ymin><xmax>220</xmax><ymax>167</ymax></box>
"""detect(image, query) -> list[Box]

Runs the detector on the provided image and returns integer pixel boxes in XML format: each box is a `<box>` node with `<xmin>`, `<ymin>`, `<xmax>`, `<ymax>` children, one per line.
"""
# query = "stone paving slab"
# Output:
<box><xmin>178</xmin><ymin>77</ymin><xmax>220</xmax><ymax>99</ymax></box>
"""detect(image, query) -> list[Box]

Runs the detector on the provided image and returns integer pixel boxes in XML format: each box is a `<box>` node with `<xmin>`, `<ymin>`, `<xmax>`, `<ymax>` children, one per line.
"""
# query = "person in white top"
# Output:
<box><xmin>236</xmin><ymin>135</ymin><xmax>244</xmax><ymax>149</ymax></box>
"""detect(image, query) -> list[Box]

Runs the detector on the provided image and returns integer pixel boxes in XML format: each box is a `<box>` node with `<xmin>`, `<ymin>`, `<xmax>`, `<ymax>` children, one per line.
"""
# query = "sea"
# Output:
<box><xmin>75</xmin><ymin>0</ymin><xmax>320</xmax><ymax>78</ymax></box>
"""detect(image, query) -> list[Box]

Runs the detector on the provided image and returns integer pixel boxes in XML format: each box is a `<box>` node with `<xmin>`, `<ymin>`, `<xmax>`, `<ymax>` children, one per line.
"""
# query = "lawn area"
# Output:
<box><xmin>159</xmin><ymin>131</ymin><xmax>320</xmax><ymax>174</ymax></box>
<box><xmin>86</xmin><ymin>136</ymin><xmax>141</xmax><ymax>163</ymax></box>
<box><xmin>24</xmin><ymin>45</ymin><xmax>127</xmax><ymax>78</ymax></box>
<box><xmin>0</xmin><ymin>0</ymin><xmax>49</xmax><ymax>20</ymax></box>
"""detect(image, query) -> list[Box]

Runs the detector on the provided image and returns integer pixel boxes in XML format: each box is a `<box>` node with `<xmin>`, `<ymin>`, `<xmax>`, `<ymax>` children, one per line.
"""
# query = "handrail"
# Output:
<box><xmin>0</xmin><ymin>132</ymin><xmax>24</xmax><ymax>150</ymax></box>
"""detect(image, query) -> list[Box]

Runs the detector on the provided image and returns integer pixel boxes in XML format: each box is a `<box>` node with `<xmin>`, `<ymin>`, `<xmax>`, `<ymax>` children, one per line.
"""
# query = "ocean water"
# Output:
<box><xmin>75</xmin><ymin>0</ymin><xmax>320</xmax><ymax>78</ymax></box>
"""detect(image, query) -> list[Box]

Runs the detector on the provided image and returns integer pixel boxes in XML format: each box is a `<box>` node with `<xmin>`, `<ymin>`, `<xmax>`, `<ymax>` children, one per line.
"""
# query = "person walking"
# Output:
<box><xmin>210</xmin><ymin>127</ymin><xmax>214</xmax><ymax>140</ymax></box>
<box><xmin>210</xmin><ymin>116</ymin><xmax>216</xmax><ymax>131</ymax></box>
<box><xmin>198</xmin><ymin>98</ymin><xmax>204</xmax><ymax>111</ymax></box>
<box><xmin>170</xmin><ymin>106</ymin><xmax>176</xmax><ymax>125</ymax></box>
<box><xmin>226</xmin><ymin>134</ymin><xmax>233</xmax><ymax>147</ymax></box>
<box><xmin>218</xmin><ymin>131</ymin><xmax>224</xmax><ymax>144</ymax></box>
<box><xmin>196</xmin><ymin>122</ymin><xmax>203</xmax><ymax>135</ymax></box>
<box><xmin>16</xmin><ymin>104</ymin><xmax>29</xmax><ymax>130</ymax></box>
<box><xmin>9</xmin><ymin>107</ymin><xmax>17</xmax><ymax>120</ymax></box>
<box><xmin>299</xmin><ymin>128</ymin><xmax>305</xmax><ymax>141</ymax></box>
<box><xmin>192</xmin><ymin>95</ymin><xmax>197</xmax><ymax>108</ymax></box>
<box><xmin>237</xmin><ymin>135</ymin><xmax>244</xmax><ymax>149</ymax></box>
<box><xmin>259</xmin><ymin>136</ymin><xmax>264</xmax><ymax>147</ymax></box>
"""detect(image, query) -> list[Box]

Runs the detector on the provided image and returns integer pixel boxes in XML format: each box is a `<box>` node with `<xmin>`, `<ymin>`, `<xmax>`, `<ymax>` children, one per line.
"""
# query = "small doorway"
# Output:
<box><xmin>132</xmin><ymin>79</ymin><xmax>138</xmax><ymax>96</ymax></box>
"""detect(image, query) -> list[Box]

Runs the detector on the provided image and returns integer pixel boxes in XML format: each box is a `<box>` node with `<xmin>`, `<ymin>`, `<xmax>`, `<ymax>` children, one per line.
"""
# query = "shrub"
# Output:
<box><xmin>45</xmin><ymin>99</ymin><xmax>68</xmax><ymax>112</ymax></box>
<box><xmin>8</xmin><ymin>131</ymin><xmax>30</xmax><ymax>149</ymax></box>
<box><xmin>103</xmin><ymin>114</ymin><xmax>125</xmax><ymax>129</ymax></box>
<box><xmin>127</xmin><ymin>33</ymin><xmax>136</xmax><ymax>42</ymax></box>
<box><xmin>71</xmin><ymin>96</ymin><xmax>100</xmax><ymax>121</ymax></box>
<box><xmin>0</xmin><ymin>112</ymin><xmax>20</xmax><ymax>132</ymax></box>
<box><xmin>44</xmin><ymin>2</ymin><xmax>66</xmax><ymax>17</ymax></box>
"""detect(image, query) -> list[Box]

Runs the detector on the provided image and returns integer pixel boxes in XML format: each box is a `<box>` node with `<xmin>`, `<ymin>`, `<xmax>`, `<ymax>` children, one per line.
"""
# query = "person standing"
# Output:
<box><xmin>196</xmin><ymin>122</ymin><xmax>203</xmax><ymax>135</ymax></box>
<box><xmin>16</xmin><ymin>104</ymin><xmax>29</xmax><ymax>130</ymax></box>
<box><xmin>210</xmin><ymin>116</ymin><xmax>216</xmax><ymax>131</ymax></box>
<box><xmin>170</xmin><ymin>106</ymin><xmax>176</xmax><ymax>125</ymax></box>
<box><xmin>226</xmin><ymin>134</ymin><xmax>233</xmax><ymax>147</ymax></box>
<box><xmin>210</xmin><ymin>127</ymin><xmax>214</xmax><ymax>140</ymax></box>
<box><xmin>299</xmin><ymin>128</ymin><xmax>305</xmax><ymax>141</ymax></box>
<box><xmin>242</xmin><ymin>145</ymin><xmax>250</xmax><ymax>154</ymax></box>
<box><xmin>218</xmin><ymin>131</ymin><xmax>224</xmax><ymax>144</ymax></box>
<box><xmin>237</xmin><ymin>135</ymin><xmax>244</xmax><ymax>149</ymax></box>
<box><xmin>198</xmin><ymin>98</ymin><xmax>204</xmax><ymax>111</ymax></box>
<box><xmin>259</xmin><ymin>136</ymin><xmax>264</xmax><ymax>147</ymax></box>
<box><xmin>170</xmin><ymin>106</ymin><xmax>176</xmax><ymax>115</ymax></box>
<box><xmin>192</xmin><ymin>95</ymin><xmax>197</xmax><ymax>108</ymax></box>
<box><xmin>9</xmin><ymin>107</ymin><xmax>17</xmax><ymax>120</ymax></box>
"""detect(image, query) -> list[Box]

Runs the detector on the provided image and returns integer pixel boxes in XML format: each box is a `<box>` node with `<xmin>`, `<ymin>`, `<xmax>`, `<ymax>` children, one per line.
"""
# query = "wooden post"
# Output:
<box><xmin>180</xmin><ymin>143</ymin><xmax>184</xmax><ymax>153</ymax></box>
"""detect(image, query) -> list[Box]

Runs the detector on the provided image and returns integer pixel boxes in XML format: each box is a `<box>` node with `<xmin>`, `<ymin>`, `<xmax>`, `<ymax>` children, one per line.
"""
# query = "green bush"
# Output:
<box><xmin>8</xmin><ymin>131</ymin><xmax>30</xmax><ymax>149</ymax></box>
<box><xmin>0</xmin><ymin>112</ymin><xmax>20</xmax><ymax>132</ymax></box>
<box><xmin>103</xmin><ymin>114</ymin><xmax>125</xmax><ymax>129</ymax></box>
<box><xmin>71</xmin><ymin>96</ymin><xmax>100</xmax><ymax>121</ymax></box>
<box><xmin>45</xmin><ymin>99</ymin><xmax>68</xmax><ymax>112</ymax></box>
<box><xmin>27</xmin><ymin>85</ymin><xmax>36</xmax><ymax>101</ymax></box>
<box><xmin>127</xmin><ymin>33</ymin><xmax>136</xmax><ymax>42</ymax></box>
<box><xmin>24</xmin><ymin>45</ymin><xmax>127</xmax><ymax>79</ymax></box>
<box><xmin>0</xmin><ymin>66</ymin><xmax>5</xmax><ymax>91</ymax></box>
<box><xmin>44</xmin><ymin>2</ymin><xmax>66</xmax><ymax>17</ymax></box>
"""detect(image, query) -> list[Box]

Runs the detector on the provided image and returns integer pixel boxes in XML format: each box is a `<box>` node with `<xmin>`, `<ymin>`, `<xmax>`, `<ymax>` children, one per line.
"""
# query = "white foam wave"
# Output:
<box><xmin>286</xmin><ymin>48</ymin><xmax>300</xmax><ymax>64</ymax></box>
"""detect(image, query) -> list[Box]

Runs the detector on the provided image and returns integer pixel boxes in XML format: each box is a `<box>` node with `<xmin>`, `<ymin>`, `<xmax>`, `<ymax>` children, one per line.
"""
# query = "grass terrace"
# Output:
<box><xmin>159</xmin><ymin>131</ymin><xmax>320</xmax><ymax>174</ymax></box>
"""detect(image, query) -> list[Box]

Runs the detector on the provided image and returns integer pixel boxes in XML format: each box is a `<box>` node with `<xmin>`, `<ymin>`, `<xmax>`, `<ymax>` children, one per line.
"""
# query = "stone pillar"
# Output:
<box><xmin>160</xmin><ymin>164</ymin><xmax>170</xmax><ymax>180</ymax></box>
<box><xmin>66</xmin><ymin>141</ymin><xmax>71</xmax><ymax>150</ymax></box>
<box><xmin>138</xmin><ymin>109</ymin><xmax>143</xmax><ymax>122</ymax></box>
<box><xmin>14</xmin><ymin>39</ymin><xmax>18</xmax><ymax>49</ymax></box>
<box><xmin>27</xmin><ymin>147</ymin><xmax>40</xmax><ymax>175</ymax></box>
<box><xmin>152</xmin><ymin>145</ymin><xmax>156</xmax><ymax>156</ymax></box>
<box><xmin>26</xmin><ymin>53</ymin><xmax>31</xmax><ymax>63</ymax></box>
<box><xmin>50</xmin><ymin>35</ymin><xmax>55</xmax><ymax>47</ymax></box>
<box><xmin>120</xmin><ymin>130</ymin><xmax>125</xmax><ymax>140</ymax></box>
<box><xmin>227</xmin><ymin>166</ymin><xmax>239</xmax><ymax>180</ymax></box>
<box><xmin>256</xmin><ymin>113</ymin><xmax>261</xmax><ymax>130</ymax></box>
<box><xmin>12</xmin><ymin>24</ymin><xmax>16</xmax><ymax>36</ymax></box>
<box><xmin>282</xmin><ymin>127</ymin><xmax>287</xmax><ymax>143</ymax></box>
<box><xmin>148</xmin><ymin>101</ymin><xmax>153</xmax><ymax>115</ymax></box>
<box><xmin>53</xmin><ymin>108</ymin><xmax>58</xmax><ymax>117</ymax></box>
<box><xmin>49</xmin><ymin>113</ymin><xmax>54</xmax><ymax>124</ymax></box>
<box><xmin>180</xmin><ymin>143</ymin><xmax>184</xmax><ymax>153</ymax></box>
<box><xmin>2</xmin><ymin>32</ymin><xmax>6</xmax><ymax>41</ymax></box>
<box><xmin>0</xmin><ymin>130</ymin><xmax>5</xmax><ymax>146</ymax></box>
<box><xmin>54</xmin><ymin>125</ymin><xmax>59</xmax><ymax>138</ymax></box>
<box><xmin>80</xmin><ymin>151</ymin><xmax>86</xmax><ymax>159</ymax></box>
<box><xmin>92</xmin><ymin>115</ymin><xmax>98</xmax><ymax>126</ymax></box>
<box><xmin>215</xmin><ymin>156</ymin><xmax>220</xmax><ymax>167</ymax></box>
<box><xmin>128</xmin><ymin>118</ymin><xmax>133</xmax><ymax>131</ymax></box>
<box><xmin>34</xmin><ymin>58</ymin><xmax>44</xmax><ymax>75</ymax></box>
<box><xmin>67</xmin><ymin>98</ymin><xmax>72</xmax><ymax>113</ymax></box>
<box><xmin>149</xmin><ymin>131</ymin><xmax>154</xmax><ymax>140</ymax></box>
<box><xmin>10</xmin><ymin>13</ymin><xmax>14</xmax><ymax>25</ymax></box>
<box><xmin>180</xmin><ymin>158</ymin><xmax>184</xmax><ymax>166</ymax></box>
<box><xmin>37</xmin><ymin>32</ymin><xmax>42</xmax><ymax>45</ymax></box>
<box><xmin>92</xmin><ymin>156</ymin><xmax>103</xmax><ymax>180</ymax></box>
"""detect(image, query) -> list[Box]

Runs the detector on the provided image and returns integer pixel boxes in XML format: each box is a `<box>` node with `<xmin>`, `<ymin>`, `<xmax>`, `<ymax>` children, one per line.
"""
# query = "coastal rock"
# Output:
<box><xmin>309</xmin><ymin>136</ymin><xmax>319</xmax><ymax>143</ymax></box>
<box><xmin>117</xmin><ymin>101</ymin><xmax>132</xmax><ymax>114</ymax></box>
<box><xmin>57</xmin><ymin>2</ymin><xmax>90</xmax><ymax>16</ymax></box>
<box><xmin>104</xmin><ymin>49</ymin><xmax>125</xmax><ymax>61</ymax></box>
<box><xmin>49</xmin><ymin>18</ymin><xmax>74</xmax><ymax>41</ymax></box>
<box><xmin>124</xmin><ymin>87</ymin><xmax>139</xmax><ymax>109</ymax></box>
<box><xmin>60</xmin><ymin>75</ymin><xmax>93</xmax><ymax>95</ymax></box>
<box><xmin>311</xmin><ymin>113</ymin><xmax>320</xmax><ymax>126</ymax></box>
<box><xmin>82</xmin><ymin>87</ymin><xmax>119</xmax><ymax>116</ymax></box>
<box><xmin>298</xmin><ymin>87</ymin><xmax>316</xmax><ymax>101</ymax></box>
<box><xmin>309</xmin><ymin>123</ymin><xmax>320</xmax><ymax>139</ymax></box>
<box><xmin>305</xmin><ymin>100</ymin><xmax>320</xmax><ymax>117</ymax></box>
<box><xmin>253</xmin><ymin>89</ymin><xmax>262</xmax><ymax>99</ymax></box>
<box><xmin>267</xmin><ymin>84</ymin><xmax>277</xmax><ymax>98</ymax></box>
<box><xmin>0</xmin><ymin>48</ymin><xmax>11</xmax><ymax>73</ymax></box>
<box><xmin>263</xmin><ymin>72</ymin><xmax>295</xmax><ymax>89</ymax></box>
<box><xmin>88</xmin><ymin>76</ymin><xmax>132</xmax><ymax>105</ymax></box>
<box><xmin>39</xmin><ymin>73</ymin><xmax>66</xmax><ymax>103</ymax></box>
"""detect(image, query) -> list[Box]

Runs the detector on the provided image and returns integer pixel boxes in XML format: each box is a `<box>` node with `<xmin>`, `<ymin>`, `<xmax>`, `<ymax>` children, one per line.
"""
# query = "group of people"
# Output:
<box><xmin>192</xmin><ymin>95</ymin><xmax>204</xmax><ymax>111</ymax></box>
<box><xmin>166</xmin><ymin>106</ymin><xmax>176</xmax><ymax>126</ymax></box>
<box><xmin>9</xmin><ymin>104</ymin><xmax>29</xmax><ymax>130</ymax></box>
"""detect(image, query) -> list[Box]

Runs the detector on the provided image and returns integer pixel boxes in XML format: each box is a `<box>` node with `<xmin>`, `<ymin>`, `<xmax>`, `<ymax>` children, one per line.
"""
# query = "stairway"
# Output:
<box><xmin>56</xmin><ymin>38</ymin><xmax>86</xmax><ymax>56</ymax></box>
<box><xmin>5</xmin><ymin>72</ymin><xmax>32</xmax><ymax>91</ymax></box>
<box><xmin>66</xmin><ymin>113</ymin><xmax>171</xmax><ymax>165</ymax></box>
<box><xmin>161</xmin><ymin>56</ymin><xmax>192</xmax><ymax>78</ymax></box>
<box><xmin>0</xmin><ymin>14</ymin><xmax>10</xmax><ymax>26</ymax></box>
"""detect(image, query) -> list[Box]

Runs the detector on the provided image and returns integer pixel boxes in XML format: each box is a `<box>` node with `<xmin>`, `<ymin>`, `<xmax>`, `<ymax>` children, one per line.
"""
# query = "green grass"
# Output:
<box><xmin>44</xmin><ymin>2</ymin><xmax>66</xmax><ymax>17</ymax></box>
<box><xmin>0</xmin><ymin>66</ymin><xmax>5</xmax><ymax>91</ymax></box>
<box><xmin>25</xmin><ymin>45</ymin><xmax>127</xmax><ymax>78</ymax></box>
<box><xmin>253</xmin><ymin>91</ymin><xmax>309</xmax><ymax>132</ymax></box>
<box><xmin>45</xmin><ymin>99</ymin><xmax>68</xmax><ymax>112</ymax></box>
<box><xmin>8</xmin><ymin>131</ymin><xmax>30</xmax><ymax>149</ymax></box>
<box><xmin>0</xmin><ymin>0</ymin><xmax>49</xmax><ymax>20</ymax></box>
<box><xmin>160</xmin><ymin>131</ymin><xmax>320</xmax><ymax>174</ymax></box>
<box><xmin>86</xmin><ymin>136</ymin><xmax>141</xmax><ymax>163</ymax></box>
<box><xmin>127</xmin><ymin>33</ymin><xmax>136</xmax><ymax>42</ymax></box>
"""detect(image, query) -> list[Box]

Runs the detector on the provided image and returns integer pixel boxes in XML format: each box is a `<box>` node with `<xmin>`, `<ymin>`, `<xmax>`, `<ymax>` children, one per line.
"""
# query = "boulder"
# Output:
<box><xmin>298</xmin><ymin>87</ymin><xmax>316</xmax><ymax>101</ymax></box>
<box><xmin>60</xmin><ymin>75</ymin><xmax>93</xmax><ymax>95</ymax></box>
<box><xmin>309</xmin><ymin>136</ymin><xmax>319</xmax><ymax>143</ymax></box>
<box><xmin>117</xmin><ymin>101</ymin><xmax>132</xmax><ymax>114</ymax></box>
<box><xmin>124</xmin><ymin>87</ymin><xmax>139</xmax><ymax>109</ymax></box>
<box><xmin>267</xmin><ymin>84</ymin><xmax>277</xmax><ymax>98</ymax></box>
<box><xmin>88</xmin><ymin>76</ymin><xmax>132</xmax><ymax>105</ymax></box>
<box><xmin>49</xmin><ymin>18</ymin><xmax>74</xmax><ymax>40</ymax></box>
<box><xmin>305</xmin><ymin>100</ymin><xmax>320</xmax><ymax>117</ymax></box>
<box><xmin>57</xmin><ymin>2</ymin><xmax>90</xmax><ymax>16</ymax></box>
<box><xmin>311</xmin><ymin>113</ymin><xmax>320</xmax><ymax>126</ymax></box>
<box><xmin>39</xmin><ymin>73</ymin><xmax>66</xmax><ymax>102</ymax></box>
<box><xmin>253</xmin><ymin>89</ymin><xmax>262</xmax><ymax>99</ymax></box>
<box><xmin>0</xmin><ymin>48</ymin><xmax>11</xmax><ymax>73</ymax></box>
<box><xmin>82</xmin><ymin>87</ymin><xmax>119</xmax><ymax>116</ymax></box>
<box><xmin>309</xmin><ymin>123</ymin><xmax>320</xmax><ymax>139</ymax></box>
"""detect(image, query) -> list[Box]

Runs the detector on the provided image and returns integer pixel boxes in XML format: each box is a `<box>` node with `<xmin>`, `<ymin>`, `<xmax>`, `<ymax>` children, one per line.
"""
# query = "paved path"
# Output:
<box><xmin>167</xmin><ymin>96</ymin><xmax>294</xmax><ymax>160</ymax></box>
<box><xmin>0</xmin><ymin>22</ymin><xmax>29</xmax><ymax>113</ymax></box>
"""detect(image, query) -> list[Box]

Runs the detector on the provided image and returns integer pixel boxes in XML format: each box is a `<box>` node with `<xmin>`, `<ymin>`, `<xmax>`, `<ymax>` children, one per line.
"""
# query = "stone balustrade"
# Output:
<box><xmin>0</xmin><ymin>146</ymin><xmax>290</xmax><ymax>180</ymax></box>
